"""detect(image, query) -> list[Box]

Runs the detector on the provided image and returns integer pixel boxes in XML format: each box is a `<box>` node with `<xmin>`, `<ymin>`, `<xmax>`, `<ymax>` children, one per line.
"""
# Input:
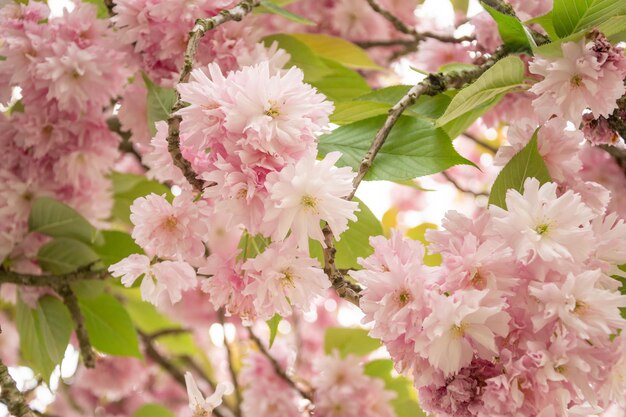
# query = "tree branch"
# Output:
<box><xmin>247</xmin><ymin>329</ymin><xmax>313</xmax><ymax>403</ymax></box>
<box><xmin>463</xmin><ymin>131</ymin><xmax>498</xmax><ymax>154</ymax></box>
<box><xmin>138</xmin><ymin>329</ymin><xmax>231</xmax><ymax>417</ymax></box>
<box><xmin>0</xmin><ymin>358</ymin><xmax>36</xmax><ymax>417</ymax></box>
<box><xmin>441</xmin><ymin>171</ymin><xmax>489</xmax><ymax>197</ymax></box>
<box><xmin>219</xmin><ymin>312</ymin><xmax>242</xmax><ymax>417</ymax></box>
<box><xmin>166</xmin><ymin>0</ymin><xmax>261</xmax><ymax>192</ymax></box>
<box><xmin>0</xmin><ymin>269</ymin><xmax>109</xmax><ymax>287</ymax></box>
<box><xmin>55</xmin><ymin>284</ymin><xmax>95</xmax><ymax>368</ymax></box>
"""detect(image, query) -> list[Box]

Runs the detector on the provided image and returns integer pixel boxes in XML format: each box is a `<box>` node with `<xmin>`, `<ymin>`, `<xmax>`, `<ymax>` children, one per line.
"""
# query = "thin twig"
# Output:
<box><xmin>0</xmin><ymin>358</ymin><xmax>37</xmax><ymax>417</ymax></box>
<box><xmin>463</xmin><ymin>131</ymin><xmax>498</xmax><ymax>154</ymax></box>
<box><xmin>247</xmin><ymin>329</ymin><xmax>313</xmax><ymax>402</ymax></box>
<box><xmin>219</xmin><ymin>311</ymin><xmax>242</xmax><ymax>417</ymax></box>
<box><xmin>138</xmin><ymin>329</ymin><xmax>231</xmax><ymax>417</ymax></box>
<box><xmin>55</xmin><ymin>284</ymin><xmax>95</xmax><ymax>368</ymax></box>
<box><xmin>0</xmin><ymin>270</ymin><xmax>109</xmax><ymax>287</ymax></box>
<box><xmin>166</xmin><ymin>0</ymin><xmax>261</xmax><ymax>192</ymax></box>
<box><xmin>441</xmin><ymin>171</ymin><xmax>489</xmax><ymax>197</ymax></box>
<box><xmin>146</xmin><ymin>327</ymin><xmax>190</xmax><ymax>340</ymax></box>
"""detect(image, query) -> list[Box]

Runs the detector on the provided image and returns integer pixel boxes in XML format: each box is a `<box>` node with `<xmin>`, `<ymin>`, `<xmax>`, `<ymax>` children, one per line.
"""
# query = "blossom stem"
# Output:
<box><xmin>166</xmin><ymin>0</ymin><xmax>261</xmax><ymax>192</ymax></box>
<box><xmin>463</xmin><ymin>131</ymin><xmax>498</xmax><ymax>154</ymax></box>
<box><xmin>0</xmin><ymin>358</ymin><xmax>36</xmax><ymax>417</ymax></box>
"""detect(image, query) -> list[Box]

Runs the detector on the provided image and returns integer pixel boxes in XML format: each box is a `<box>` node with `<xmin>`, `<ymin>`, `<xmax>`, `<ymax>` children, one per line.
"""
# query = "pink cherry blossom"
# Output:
<box><xmin>264</xmin><ymin>151</ymin><xmax>359</xmax><ymax>250</ymax></box>
<box><xmin>242</xmin><ymin>240</ymin><xmax>329</xmax><ymax>319</ymax></box>
<box><xmin>489</xmin><ymin>178</ymin><xmax>595</xmax><ymax>263</ymax></box>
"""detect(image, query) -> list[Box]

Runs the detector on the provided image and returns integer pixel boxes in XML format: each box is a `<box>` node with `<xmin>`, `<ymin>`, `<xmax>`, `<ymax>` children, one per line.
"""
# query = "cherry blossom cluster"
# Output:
<box><xmin>111</xmin><ymin>59</ymin><xmax>359</xmax><ymax>322</ymax></box>
<box><xmin>354</xmin><ymin>177</ymin><xmax>626</xmax><ymax>416</ymax></box>
<box><xmin>0</xmin><ymin>3</ymin><xmax>132</xmax><ymax>267</ymax></box>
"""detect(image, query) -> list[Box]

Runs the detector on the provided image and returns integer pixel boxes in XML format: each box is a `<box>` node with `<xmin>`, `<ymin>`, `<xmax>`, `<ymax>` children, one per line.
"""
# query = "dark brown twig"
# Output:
<box><xmin>247</xmin><ymin>329</ymin><xmax>313</xmax><ymax>403</ymax></box>
<box><xmin>441</xmin><ymin>171</ymin><xmax>490</xmax><ymax>197</ymax></box>
<box><xmin>166</xmin><ymin>0</ymin><xmax>261</xmax><ymax>192</ymax></box>
<box><xmin>0</xmin><ymin>270</ymin><xmax>109</xmax><ymax>287</ymax></box>
<box><xmin>55</xmin><ymin>284</ymin><xmax>95</xmax><ymax>368</ymax></box>
<box><xmin>463</xmin><ymin>131</ymin><xmax>498</xmax><ymax>154</ymax></box>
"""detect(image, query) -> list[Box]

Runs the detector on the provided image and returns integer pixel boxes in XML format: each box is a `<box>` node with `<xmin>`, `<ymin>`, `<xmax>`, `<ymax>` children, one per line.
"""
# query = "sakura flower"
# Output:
<box><xmin>264</xmin><ymin>151</ymin><xmax>359</xmax><ymax>250</ymax></box>
<box><xmin>529</xmin><ymin>270</ymin><xmax>626</xmax><ymax>339</ymax></box>
<box><xmin>495</xmin><ymin>118</ymin><xmax>583</xmax><ymax>183</ymax></box>
<box><xmin>185</xmin><ymin>372</ymin><xmax>226</xmax><ymax>417</ymax></box>
<box><xmin>529</xmin><ymin>38</ymin><xmax>626</xmax><ymax>125</ymax></box>
<box><xmin>242</xmin><ymin>240</ymin><xmax>329</xmax><ymax>320</ymax></box>
<box><xmin>130</xmin><ymin>192</ymin><xmax>210</xmax><ymax>261</ymax></box>
<box><xmin>420</xmin><ymin>290</ymin><xmax>510</xmax><ymax>376</ymax></box>
<box><xmin>109</xmin><ymin>254</ymin><xmax>197</xmax><ymax>306</ymax></box>
<box><xmin>489</xmin><ymin>178</ymin><xmax>595</xmax><ymax>263</ymax></box>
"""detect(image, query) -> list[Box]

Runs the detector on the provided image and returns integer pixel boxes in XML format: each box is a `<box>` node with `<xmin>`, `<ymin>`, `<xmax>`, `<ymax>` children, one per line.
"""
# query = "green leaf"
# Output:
<box><xmin>93</xmin><ymin>230</ymin><xmax>143</xmax><ymax>267</ymax></box>
<box><xmin>82</xmin><ymin>0</ymin><xmax>109</xmax><ymax>18</ymax></box>
<box><xmin>364</xmin><ymin>359</ymin><xmax>427</xmax><ymax>417</ymax></box>
<box><xmin>324</xmin><ymin>327</ymin><xmax>381</xmax><ymax>357</ymax></box>
<box><xmin>598</xmin><ymin>15</ymin><xmax>626</xmax><ymax>42</ymax></box>
<box><xmin>289</xmin><ymin>33</ymin><xmax>382</xmax><ymax>70</ymax></box>
<box><xmin>330</xmin><ymin>101</ymin><xmax>391</xmax><ymax>125</ymax></box>
<box><xmin>526</xmin><ymin>12</ymin><xmax>559</xmax><ymax>40</ymax></box>
<box><xmin>267</xmin><ymin>314</ymin><xmax>281</xmax><ymax>348</ymax></box>
<box><xmin>237</xmin><ymin>232</ymin><xmax>270</xmax><ymax>261</ymax></box>
<box><xmin>311</xmin><ymin>198</ymin><xmax>383</xmax><ymax>269</ymax></box>
<box><xmin>79</xmin><ymin>293</ymin><xmax>141</xmax><ymax>357</ymax></box>
<box><xmin>310</xmin><ymin>58</ymin><xmax>371</xmax><ymax>102</ymax></box>
<box><xmin>439</xmin><ymin>91</ymin><xmax>502</xmax><ymax>139</ymax></box>
<box><xmin>406</xmin><ymin>223</ymin><xmax>442</xmax><ymax>267</ymax></box>
<box><xmin>355</xmin><ymin>86</ymin><xmax>452</xmax><ymax>120</ymax></box>
<box><xmin>133</xmin><ymin>404</ymin><xmax>175</xmax><ymax>417</ymax></box>
<box><xmin>257</xmin><ymin>1</ymin><xmax>315</xmax><ymax>25</ymax></box>
<box><xmin>318</xmin><ymin>115</ymin><xmax>471</xmax><ymax>181</ymax></box>
<box><xmin>38</xmin><ymin>238</ymin><xmax>100</xmax><ymax>275</ymax></box>
<box><xmin>482</xmin><ymin>2</ymin><xmax>534</xmax><ymax>51</ymax></box>
<box><xmin>488</xmin><ymin>129</ymin><xmax>552</xmax><ymax>209</ymax></box>
<box><xmin>17</xmin><ymin>295</ymin><xmax>72</xmax><ymax>381</ymax></box>
<box><xmin>552</xmin><ymin>0</ymin><xmax>626</xmax><ymax>38</ymax></box>
<box><xmin>111</xmin><ymin>172</ymin><xmax>171</xmax><ymax>224</ymax></box>
<box><xmin>262</xmin><ymin>34</ymin><xmax>331</xmax><ymax>82</ymax></box>
<box><xmin>29</xmin><ymin>197</ymin><xmax>101</xmax><ymax>245</ymax></box>
<box><xmin>142</xmin><ymin>73</ymin><xmax>176</xmax><ymax>136</ymax></box>
<box><xmin>436</xmin><ymin>56</ymin><xmax>525</xmax><ymax>127</ymax></box>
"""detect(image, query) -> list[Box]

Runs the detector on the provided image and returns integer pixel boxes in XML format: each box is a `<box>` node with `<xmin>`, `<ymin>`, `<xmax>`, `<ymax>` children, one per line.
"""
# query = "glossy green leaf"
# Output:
<box><xmin>289</xmin><ymin>33</ymin><xmax>382</xmax><ymax>70</ymax></box>
<box><xmin>29</xmin><ymin>197</ymin><xmax>101</xmax><ymax>245</ymax></box>
<box><xmin>111</xmin><ymin>172</ymin><xmax>171</xmax><ymax>224</ymax></box>
<box><xmin>356</xmin><ymin>86</ymin><xmax>452</xmax><ymax>120</ymax></box>
<box><xmin>257</xmin><ymin>1</ymin><xmax>315</xmax><ymax>25</ymax></box>
<box><xmin>482</xmin><ymin>2</ymin><xmax>534</xmax><ymax>51</ymax></box>
<box><xmin>79</xmin><ymin>293</ymin><xmax>141</xmax><ymax>357</ymax></box>
<box><xmin>406</xmin><ymin>223</ymin><xmax>442</xmax><ymax>267</ymax></box>
<box><xmin>310</xmin><ymin>58</ymin><xmax>371</xmax><ymax>102</ymax></box>
<box><xmin>489</xmin><ymin>129</ymin><xmax>552</xmax><ymax>209</ymax></box>
<box><xmin>319</xmin><ymin>115</ymin><xmax>471</xmax><ymax>181</ymax></box>
<box><xmin>267</xmin><ymin>314</ymin><xmax>281</xmax><ymax>348</ymax></box>
<box><xmin>237</xmin><ymin>232</ymin><xmax>270</xmax><ymax>261</ymax></box>
<box><xmin>330</xmin><ymin>101</ymin><xmax>390</xmax><ymax>124</ymax></box>
<box><xmin>552</xmin><ymin>0</ymin><xmax>626</xmax><ymax>38</ymax></box>
<box><xmin>38</xmin><ymin>238</ymin><xmax>100</xmax><ymax>275</ymax></box>
<box><xmin>309</xmin><ymin>199</ymin><xmax>383</xmax><ymax>269</ymax></box>
<box><xmin>262</xmin><ymin>34</ymin><xmax>331</xmax><ymax>82</ymax></box>
<box><xmin>439</xmin><ymin>91</ymin><xmax>501</xmax><ymax>139</ymax></box>
<box><xmin>17</xmin><ymin>295</ymin><xmax>72</xmax><ymax>381</ymax></box>
<box><xmin>93</xmin><ymin>230</ymin><xmax>143</xmax><ymax>267</ymax></box>
<box><xmin>133</xmin><ymin>404</ymin><xmax>175</xmax><ymax>417</ymax></box>
<box><xmin>324</xmin><ymin>327</ymin><xmax>381</xmax><ymax>357</ymax></box>
<box><xmin>142</xmin><ymin>73</ymin><xmax>176</xmax><ymax>136</ymax></box>
<box><xmin>436</xmin><ymin>56</ymin><xmax>525</xmax><ymax>126</ymax></box>
<box><xmin>526</xmin><ymin>12</ymin><xmax>559</xmax><ymax>40</ymax></box>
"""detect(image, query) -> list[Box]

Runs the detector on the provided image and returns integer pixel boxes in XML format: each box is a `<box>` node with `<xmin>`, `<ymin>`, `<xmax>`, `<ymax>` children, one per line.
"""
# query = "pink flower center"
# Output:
<box><xmin>280</xmin><ymin>267</ymin><xmax>297</xmax><ymax>288</ymax></box>
<box><xmin>264</xmin><ymin>100</ymin><xmax>281</xmax><ymax>118</ymax></box>
<box><xmin>162</xmin><ymin>215</ymin><xmax>178</xmax><ymax>231</ymax></box>
<box><xmin>301</xmin><ymin>195</ymin><xmax>318</xmax><ymax>212</ymax></box>
<box><xmin>451</xmin><ymin>323</ymin><xmax>468</xmax><ymax>338</ymax></box>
